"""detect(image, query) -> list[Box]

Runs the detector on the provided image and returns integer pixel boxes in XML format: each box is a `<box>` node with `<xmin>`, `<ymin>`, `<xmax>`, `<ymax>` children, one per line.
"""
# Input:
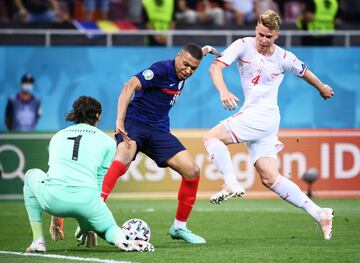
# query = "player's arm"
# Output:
<box><xmin>301</xmin><ymin>69</ymin><xmax>334</xmax><ymax>100</ymax></box>
<box><xmin>116</xmin><ymin>76</ymin><xmax>142</xmax><ymax>146</ymax></box>
<box><xmin>209</xmin><ymin>60</ymin><xmax>239</xmax><ymax>110</ymax></box>
<box><xmin>285</xmin><ymin>51</ymin><xmax>334</xmax><ymax>100</ymax></box>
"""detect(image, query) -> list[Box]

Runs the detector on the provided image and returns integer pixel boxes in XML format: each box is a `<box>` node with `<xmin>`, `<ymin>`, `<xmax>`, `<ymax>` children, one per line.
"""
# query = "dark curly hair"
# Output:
<box><xmin>65</xmin><ymin>96</ymin><xmax>102</xmax><ymax>126</ymax></box>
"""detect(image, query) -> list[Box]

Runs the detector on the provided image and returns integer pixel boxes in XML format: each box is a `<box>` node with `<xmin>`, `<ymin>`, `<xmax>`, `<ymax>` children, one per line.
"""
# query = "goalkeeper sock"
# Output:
<box><xmin>270</xmin><ymin>175</ymin><xmax>322</xmax><ymax>222</ymax></box>
<box><xmin>204</xmin><ymin>138</ymin><xmax>239</xmax><ymax>186</ymax></box>
<box><xmin>105</xmin><ymin>224</ymin><xmax>125</xmax><ymax>244</ymax></box>
<box><xmin>175</xmin><ymin>177</ymin><xmax>199</xmax><ymax>222</ymax></box>
<box><xmin>30</xmin><ymin>221</ymin><xmax>44</xmax><ymax>241</ymax></box>
<box><xmin>101</xmin><ymin>160</ymin><xmax>127</xmax><ymax>201</ymax></box>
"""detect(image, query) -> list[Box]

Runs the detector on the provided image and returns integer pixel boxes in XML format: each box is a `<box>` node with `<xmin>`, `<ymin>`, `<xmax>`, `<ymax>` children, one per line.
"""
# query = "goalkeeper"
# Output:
<box><xmin>23</xmin><ymin>96</ymin><xmax>154</xmax><ymax>253</ymax></box>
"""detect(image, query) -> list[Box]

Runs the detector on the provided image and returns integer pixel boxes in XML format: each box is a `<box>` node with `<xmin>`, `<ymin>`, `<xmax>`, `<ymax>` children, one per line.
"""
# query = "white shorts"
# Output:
<box><xmin>221</xmin><ymin>109</ymin><xmax>283</xmax><ymax>165</ymax></box>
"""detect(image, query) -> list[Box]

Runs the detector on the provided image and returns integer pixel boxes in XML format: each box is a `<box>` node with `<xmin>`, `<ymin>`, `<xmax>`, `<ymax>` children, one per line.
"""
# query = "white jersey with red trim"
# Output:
<box><xmin>217</xmin><ymin>37</ymin><xmax>307</xmax><ymax>114</ymax></box>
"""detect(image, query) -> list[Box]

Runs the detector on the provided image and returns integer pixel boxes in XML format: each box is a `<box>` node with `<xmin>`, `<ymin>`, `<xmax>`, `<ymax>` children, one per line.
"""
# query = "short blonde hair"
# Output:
<box><xmin>257</xmin><ymin>10</ymin><xmax>281</xmax><ymax>31</ymax></box>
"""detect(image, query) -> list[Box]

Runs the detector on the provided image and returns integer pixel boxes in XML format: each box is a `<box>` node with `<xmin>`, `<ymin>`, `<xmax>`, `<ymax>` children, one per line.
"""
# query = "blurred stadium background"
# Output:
<box><xmin>0</xmin><ymin>0</ymin><xmax>359</xmax><ymax>200</ymax></box>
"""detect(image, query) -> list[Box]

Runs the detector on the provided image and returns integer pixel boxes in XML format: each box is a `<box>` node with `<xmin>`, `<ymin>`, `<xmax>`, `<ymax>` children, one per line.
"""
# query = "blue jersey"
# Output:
<box><xmin>127</xmin><ymin>60</ymin><xmax>185</xmax><ymax>131</ymax></box>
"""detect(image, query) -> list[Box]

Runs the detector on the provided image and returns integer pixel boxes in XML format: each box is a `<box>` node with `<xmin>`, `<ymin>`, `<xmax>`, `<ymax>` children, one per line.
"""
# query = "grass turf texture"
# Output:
<box><xmin>0</xmin><ymin>199</ymin><xmax>359</xmax><ymax>263</ymax></box>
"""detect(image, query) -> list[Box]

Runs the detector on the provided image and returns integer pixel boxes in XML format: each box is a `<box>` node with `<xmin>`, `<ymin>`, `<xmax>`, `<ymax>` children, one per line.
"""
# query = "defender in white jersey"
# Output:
<box><xmin>203</xmin><ymin>10</ymin><xmax>334</xmax><ymax>240</ymax></box>
<box><xmin>23</xmin><ymin>96</ymin><xmax>154</xmax><ymax>253</ymax></box>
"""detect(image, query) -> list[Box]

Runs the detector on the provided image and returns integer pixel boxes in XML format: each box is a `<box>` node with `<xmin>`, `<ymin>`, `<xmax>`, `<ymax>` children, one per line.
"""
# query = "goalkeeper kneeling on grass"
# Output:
<box><xmin>23</xmin><ymin>96</ymin><xmax>154</xmax><ymax>253</ymax></box>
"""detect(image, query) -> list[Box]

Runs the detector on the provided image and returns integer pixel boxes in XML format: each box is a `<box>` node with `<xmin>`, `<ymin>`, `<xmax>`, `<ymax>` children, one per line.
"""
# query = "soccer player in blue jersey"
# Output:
<box><xmin>24</xmin><ymin>96</ymin><xmax>154</xmax><ymax>253</ymax></box>
<box><xmin>101</xmin><ymin>43</ymin><xmax>220</xmax><ymax>244</ymax></box>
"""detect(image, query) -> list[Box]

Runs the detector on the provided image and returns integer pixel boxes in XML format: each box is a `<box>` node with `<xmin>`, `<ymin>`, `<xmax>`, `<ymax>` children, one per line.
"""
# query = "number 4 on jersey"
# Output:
<box><xmin>251</xmin><ymin>74</ymin><xmax>260</xmax><ymax>86</ymax></box>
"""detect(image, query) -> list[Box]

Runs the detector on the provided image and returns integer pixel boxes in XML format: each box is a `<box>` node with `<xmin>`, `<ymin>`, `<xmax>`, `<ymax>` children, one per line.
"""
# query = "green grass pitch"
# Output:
<box><xmin>0</xmin><ymin>199</ymin><xmax>359</xmax><ymax>263</ymax></box>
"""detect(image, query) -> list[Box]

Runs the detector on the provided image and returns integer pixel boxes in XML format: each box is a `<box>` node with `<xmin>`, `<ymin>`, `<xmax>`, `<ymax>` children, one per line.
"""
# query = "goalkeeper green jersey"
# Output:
<box><xmin>46</xmin><ymin>123</ymin><xmax>116</xmax><ymax>189</ymax></box>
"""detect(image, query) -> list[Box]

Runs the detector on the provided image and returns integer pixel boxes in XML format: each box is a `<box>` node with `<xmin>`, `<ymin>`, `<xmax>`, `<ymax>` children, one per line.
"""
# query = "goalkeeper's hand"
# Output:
<box><xmin>49</xmin><ymin>216</ymin><xmax>64</xmax><ymax>241</ymax></box>
<box><xmin>75</xmin><ymin>226</ymin><xmax>97</xmax><ymax>247</ymax></box>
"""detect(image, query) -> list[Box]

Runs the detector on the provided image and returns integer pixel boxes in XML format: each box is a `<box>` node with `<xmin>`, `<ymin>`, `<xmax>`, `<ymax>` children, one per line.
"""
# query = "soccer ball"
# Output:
<box><xmin>121</xmin><ymin>218</ymin><xmax>151</xmax><ymax>242</ymax></box>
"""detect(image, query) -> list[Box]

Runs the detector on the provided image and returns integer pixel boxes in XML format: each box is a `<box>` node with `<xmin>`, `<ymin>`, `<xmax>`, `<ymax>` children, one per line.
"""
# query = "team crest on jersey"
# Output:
<box><xmin>142</xmin><ymin>69</ymin><xmax>154</xmax><ymax>80</ymax></box>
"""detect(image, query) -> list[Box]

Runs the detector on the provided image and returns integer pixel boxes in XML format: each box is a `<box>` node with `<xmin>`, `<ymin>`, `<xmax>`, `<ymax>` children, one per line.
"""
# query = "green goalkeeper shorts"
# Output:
<box><xmin>25</xmin><ymin>168</ymin><xmax>118</xmax><ymax>234</ymax></box>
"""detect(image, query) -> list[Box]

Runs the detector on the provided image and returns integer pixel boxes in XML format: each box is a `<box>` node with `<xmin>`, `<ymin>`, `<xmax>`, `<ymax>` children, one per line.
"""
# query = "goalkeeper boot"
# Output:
<box><xmin>26</xmin><ymin>238</ymin><xmax>46</xmax><ymax>253</ymax></box>
<box><xmin>317</xmin><ymin>208</ymin><xmax>334</xmax><ymax>240</ymax></box>
<box><xmin>169</xmin><ymin>225</ymin><xmax>206</xmax><ymax>244</ymax></box>
<box><xmin>115</xmin><ymin>239</ymin><xmax>155</xmax><ymax>252</ymax></box>
<box><xmin>49</xmin><ymin>216</ymin><xmax>64</xmax><ymax>241</ymax></box>
<box><xmin>210</xmin><ymin>184</ymin><xmax>245</xmax><ymax>204</ymax></box>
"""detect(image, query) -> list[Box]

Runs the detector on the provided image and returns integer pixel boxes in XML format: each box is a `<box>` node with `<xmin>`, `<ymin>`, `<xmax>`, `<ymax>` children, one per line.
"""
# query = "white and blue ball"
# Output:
<box><xmin>121</xmin><ymin>218</ymin><xmax>151</xmax><ymax>242</ymax></box>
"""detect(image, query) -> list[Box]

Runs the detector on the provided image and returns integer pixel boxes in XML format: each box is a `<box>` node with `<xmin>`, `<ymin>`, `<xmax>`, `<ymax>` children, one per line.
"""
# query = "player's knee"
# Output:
<box><xmin>255</xmin><ymin>159</ymin><xmax>278</xmax><ymax>188</ymax></box>
<box><xmin>114</xmin><ymin>151</ymin><xmax>132</xmax><ymax>166</ymax></box>
<box><xmin>259</xmin><ymin>172</ymin><xmax>278</xmax><ymax>188</ymax></box>
<box><xmin>24</xmin><ymin>170</ymin><xmax>31</xmax><ymax>183</ymax></box>
<box><xmin>24</xmin><ymin>168</ymin><xmax>43</xmax><ymax>184</ymax></box>
<box><xmin>260</xmin><ymin>176</ymin><xmax>274</xmax><ymax>188</ymax></box>
<box><xmin>202</xmin><ymin>132</ymin><xmax>213</xmax><ymax>144</ymax></box>
<box><xmin>114</xmin><ymin>142</ymin><xmax>136</xmax><ymax>166</ymax></box>
<box><xmin>114</xmin><ymin>155</ymin><xmax>131</xmax><ymax>167</ymax></box>
<box><xmin>25</xmin><ymin>168</ymin><xmax>39</xmax><ymax>177</ymax></box>
<box><xmin>184</xmin><ymin>163</ymin><xmax>200</xmax><ymax>179</ymax></box>
<box><xmin>193</xmin><ymin>164</ymin><xmax>200</xmax><ymax>177</ymax></box>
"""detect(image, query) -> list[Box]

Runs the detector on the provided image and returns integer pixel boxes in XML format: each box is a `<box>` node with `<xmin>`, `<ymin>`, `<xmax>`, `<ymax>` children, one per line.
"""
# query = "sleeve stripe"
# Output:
<box><xmin>215</xmin><ymin>59</ymin><xmax>229</xmax><ymax>66</ymax></box>
<box><xmin>239</xmin><ymin>58</ymin><xmax>251</xmax><ymax>64</ymax></box>
<box><xmin>300</xmin><ymin>67</ymin><xmax>308</xmax><ymax>77</ymax></box>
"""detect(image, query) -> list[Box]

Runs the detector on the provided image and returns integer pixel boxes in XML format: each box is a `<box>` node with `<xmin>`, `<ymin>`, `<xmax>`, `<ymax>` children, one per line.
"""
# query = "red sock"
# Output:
<box><xmin>175</xmin><ymin>177</ymin><xmax>200</xmax><ymax>222</ymax></box>
<box><xmin>101</xmin><ymin>160</ymin><xmax>127</xmax><ymax>201</ymax></box>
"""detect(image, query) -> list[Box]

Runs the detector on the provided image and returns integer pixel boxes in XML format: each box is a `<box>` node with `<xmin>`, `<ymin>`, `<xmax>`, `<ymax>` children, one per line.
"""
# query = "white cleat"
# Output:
<box><xmin>317</xmin><ymin>208</ymin><xmax>334</xmax><ymax>240</ymax></box>
<box><xmin>26</xmin><ymin>240</ymin><xmax>46</xmax><ymax>253</ymax></box>
<box><xmin>210</xmin><ymin>184</ymin><xmax>245</xmax><ymax>204</ymax></box>
<box><xmin>115</xmin><ymin>239</ymin><xmax>155</xmax><ymax>252</ymax></box>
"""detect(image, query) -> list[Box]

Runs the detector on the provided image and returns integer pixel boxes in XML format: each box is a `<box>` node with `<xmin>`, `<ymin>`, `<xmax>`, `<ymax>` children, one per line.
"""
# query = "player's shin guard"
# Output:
<box><xmin>176</xmin><ymin>177</ymin><xmax>200</xmax><ymax>222</ymax></box>
<box><xmin>101</xmin><ymin>160</ymin><xmax>127</xmax><ymax>201</ymax></box>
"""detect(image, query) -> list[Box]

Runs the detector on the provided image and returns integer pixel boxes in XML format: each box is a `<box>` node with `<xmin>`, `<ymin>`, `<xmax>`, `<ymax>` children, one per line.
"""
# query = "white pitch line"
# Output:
<box><xmin>0</xmin><ymin>250</ymin><xmax>133</xmax><ymax>263</ymax></box>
